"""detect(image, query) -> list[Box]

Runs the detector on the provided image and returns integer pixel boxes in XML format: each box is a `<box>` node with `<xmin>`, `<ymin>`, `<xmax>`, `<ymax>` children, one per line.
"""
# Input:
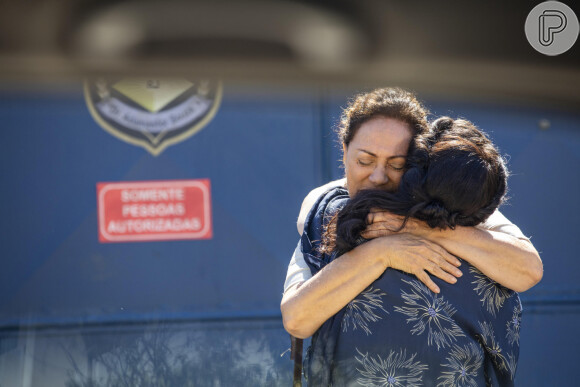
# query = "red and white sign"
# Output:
<box><xmin>97</xmin><ymin>179</ymin><xmax>212</xmax><ymax>243</ymax></box>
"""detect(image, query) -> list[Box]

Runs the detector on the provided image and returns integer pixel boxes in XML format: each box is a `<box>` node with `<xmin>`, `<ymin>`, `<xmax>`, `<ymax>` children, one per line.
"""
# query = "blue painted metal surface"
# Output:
<box><xmin>0</xmin><ymin>84</ymin><xmax>578</xmax><ymax>385</ymax></box>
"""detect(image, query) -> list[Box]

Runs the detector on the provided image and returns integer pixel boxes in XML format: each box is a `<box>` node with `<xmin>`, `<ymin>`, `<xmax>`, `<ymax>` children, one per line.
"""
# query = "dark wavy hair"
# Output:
<box><xmin>338</xmin><ymin>87</ymin><xmax>430</xmax><ymax>147</ymax></box>
<box><xmin>327</xmin><ymin>117</ymin><xmax>508</xmax><ymax>254</ymax></box>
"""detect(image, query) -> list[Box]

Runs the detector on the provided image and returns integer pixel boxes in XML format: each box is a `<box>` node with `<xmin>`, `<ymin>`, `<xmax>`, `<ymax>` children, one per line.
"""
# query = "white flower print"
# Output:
<box><xmin>437</xmin><ymin>343</ymin><xmax>483</xmax><ymax>387</ymax></box>
<box><xmin>470</xmin><ymin>266</ymin><xmax>512</xmax><ymax>316</ymax></box>
<box><xmin>506</xmin><ymin>305</ymin><xmax>522</xmax><ymax>346</ymax></box>
<box><xmin>394</xmin><ymin>279</ymin><xmax>465</xmax><ymax>350</ymax></box>
<box><xmin>343</xmin><ymin>286</ymin><xmax>389</xmax><ymax>335</ymax></box>
<box><xmin>355</xmin><ymin>348</ymin><xmax>428</xmax><ymax>386</ymax></box>
<box><xmin>477</xmin><ymin>321</ymin><xmax>508</xmax><ymax>373</ymax></box>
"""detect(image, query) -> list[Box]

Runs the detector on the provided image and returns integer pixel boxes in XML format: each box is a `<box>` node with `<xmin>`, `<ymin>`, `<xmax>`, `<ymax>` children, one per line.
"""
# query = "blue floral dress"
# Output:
<box><xmin>301</xmin><ymin>187</ymin><xmax>522</xmax><ymax>386</ymax></box>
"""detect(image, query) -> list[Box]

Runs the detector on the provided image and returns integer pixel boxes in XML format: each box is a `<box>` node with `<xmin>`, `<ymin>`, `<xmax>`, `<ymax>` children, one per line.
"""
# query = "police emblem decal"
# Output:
<box><xmin>84</xmin><ymin>78</ymin><xmax>222</xmax><ymax>155</ymax></box>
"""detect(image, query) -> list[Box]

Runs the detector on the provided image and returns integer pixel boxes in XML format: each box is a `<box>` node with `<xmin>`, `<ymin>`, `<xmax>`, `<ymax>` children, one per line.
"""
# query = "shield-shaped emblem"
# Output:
<box><xmin>84</xmin><ymin>78</ymin><xmax>222</xmax><ymax>155</ymax></box>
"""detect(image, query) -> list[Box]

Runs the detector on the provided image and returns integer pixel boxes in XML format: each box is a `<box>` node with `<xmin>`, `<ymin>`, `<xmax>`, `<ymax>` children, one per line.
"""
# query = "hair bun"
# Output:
<box><xmin>417</xmin><ymin>199</ymin><xmax>455</xmax><ymax>229</ymax></box>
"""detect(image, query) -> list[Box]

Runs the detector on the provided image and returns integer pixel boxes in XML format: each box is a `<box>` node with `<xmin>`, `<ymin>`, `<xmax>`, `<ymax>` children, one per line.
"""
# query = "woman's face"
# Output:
<box><xmin>343</xmin><ymin>116</ymin><xmax>413</xmax><ymax>197</ymax></box>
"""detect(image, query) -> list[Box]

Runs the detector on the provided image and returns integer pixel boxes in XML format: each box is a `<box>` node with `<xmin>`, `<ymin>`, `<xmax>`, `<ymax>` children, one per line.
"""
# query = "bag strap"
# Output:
<box><xmin>290</xmin><ymin>335</ymin><xmax>303</xmax><ymax>387</ymax></box>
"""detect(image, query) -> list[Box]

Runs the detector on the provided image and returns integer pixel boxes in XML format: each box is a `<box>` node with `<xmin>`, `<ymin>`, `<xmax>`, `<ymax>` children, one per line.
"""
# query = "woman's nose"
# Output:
<box><xmin>368</xmin><ymin>166</ymin><xmax>389</xmax><ymax>185</ymax></box>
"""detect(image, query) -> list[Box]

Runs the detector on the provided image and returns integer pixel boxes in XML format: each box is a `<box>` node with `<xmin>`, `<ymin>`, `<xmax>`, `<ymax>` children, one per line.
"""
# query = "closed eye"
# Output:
<box><xmin>387</xmin><ymin>156</ymin><xmax>406</xmax><ymax>171</ymax></box>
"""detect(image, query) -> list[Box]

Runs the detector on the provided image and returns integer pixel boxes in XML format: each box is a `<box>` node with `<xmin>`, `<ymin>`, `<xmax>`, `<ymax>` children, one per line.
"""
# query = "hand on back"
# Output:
<box><xmin>363</xmin><ymin>233</ymin><xmax>462</xmax><ymax>294</ymax></box>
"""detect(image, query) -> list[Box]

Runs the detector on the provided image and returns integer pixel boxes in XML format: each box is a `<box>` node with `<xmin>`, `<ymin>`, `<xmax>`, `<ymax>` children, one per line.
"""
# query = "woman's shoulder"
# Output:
<box><xmin>297</xmin><ymin>178</ymin><xmax>346</xmax><ymax>235</ymax></box>
<box><xmin>299</xmin><ymin>180</ymin><xmax>349</xmax><ymax>274</ymax></box>
<box><xmin>477</xmin><ymin>209</ymin><xmax>530</xmax><ymax>241</ymax></box>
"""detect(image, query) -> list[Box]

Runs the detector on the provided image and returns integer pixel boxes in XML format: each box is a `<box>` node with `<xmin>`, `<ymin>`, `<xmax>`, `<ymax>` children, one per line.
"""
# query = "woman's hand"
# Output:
<box><xmin>365</xmin><ymin>233</ymin><xmax>463</xmax><ymax>293</ymax></box>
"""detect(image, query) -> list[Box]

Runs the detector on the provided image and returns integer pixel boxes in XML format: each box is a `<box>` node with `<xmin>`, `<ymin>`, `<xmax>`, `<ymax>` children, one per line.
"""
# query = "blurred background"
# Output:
<box><xmin>0</xmin><ymin>0</ymin><xmax>578</xmax><ymax>385</ymax></box>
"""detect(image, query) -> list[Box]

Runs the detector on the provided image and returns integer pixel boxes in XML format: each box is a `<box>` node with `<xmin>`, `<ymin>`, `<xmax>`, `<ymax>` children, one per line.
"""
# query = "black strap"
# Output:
<box><xmin>290</xmin><ymin>335</ymin><xmax>303</xmax><ymax>387</ymax></box>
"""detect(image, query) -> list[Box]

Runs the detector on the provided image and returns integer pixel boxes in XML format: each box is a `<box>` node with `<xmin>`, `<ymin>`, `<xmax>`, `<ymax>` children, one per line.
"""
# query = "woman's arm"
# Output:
<box><xmin>429</xmin><ymin>226</ymin><xmax>542</xmax><ymax>292</ymax></box>
<box><xmin>283</xmin><ymin>183</ymin><xmax>460</xmax><ymax>339</ymax></box>
<box><xmin>281</xmin><ymin>233</ymin><xmax>462</xmax><ymax>339</ymax></box>
<box><xmin>363</xmin><ymin>212</ymin><xmax>543</xmax><ymax>292</ymax></box>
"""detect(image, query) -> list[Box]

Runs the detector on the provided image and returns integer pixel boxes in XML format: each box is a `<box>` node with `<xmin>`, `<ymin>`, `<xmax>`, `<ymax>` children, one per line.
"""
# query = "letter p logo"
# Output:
<box><xmin>526</xmin><ymin>1</ymin><xmax>578</xmax><ymax>56</ymax></box>
<box><xmin>540</xmin><ymin>10</ymin><xmax>567</xmax><ymax>46</ymax></box>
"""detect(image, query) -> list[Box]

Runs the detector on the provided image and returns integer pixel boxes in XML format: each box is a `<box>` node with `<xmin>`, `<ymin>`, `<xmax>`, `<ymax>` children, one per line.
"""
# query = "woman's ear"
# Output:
<box><xmin>342</xmin><ymin>143</ymin><xmax>347</xmax><ymax>166</ymax></box>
